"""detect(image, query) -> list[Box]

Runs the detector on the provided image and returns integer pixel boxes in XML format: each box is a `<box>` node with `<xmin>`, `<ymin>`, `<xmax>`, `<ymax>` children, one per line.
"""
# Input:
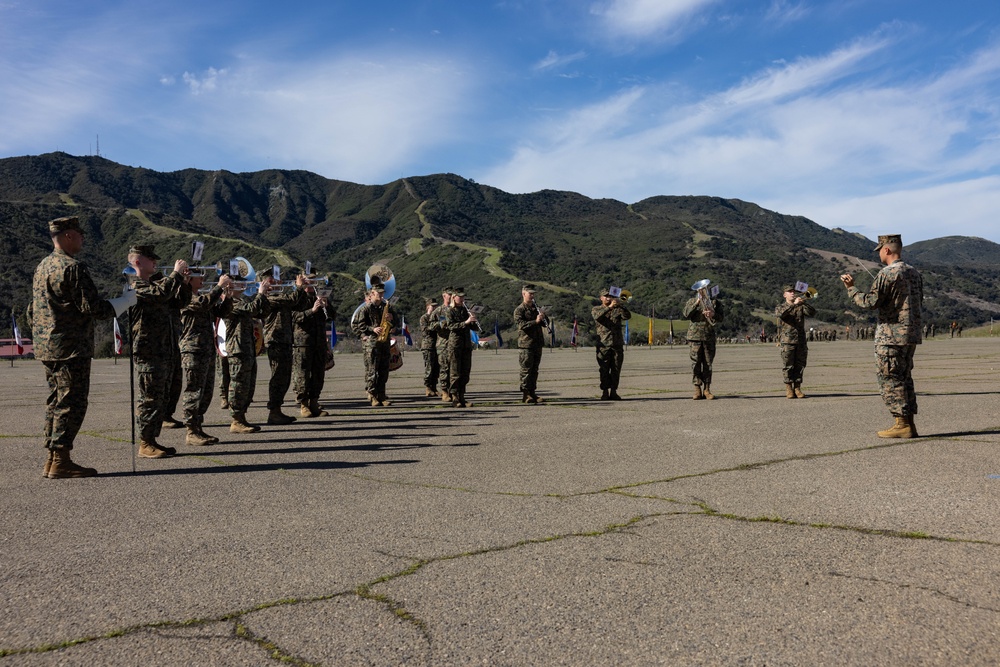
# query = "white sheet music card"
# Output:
<box><xmin>710</xmin><ymin>285</ymin><xmax>720</xmax><ymax>298</ymax></box>
<box><xmin>191</xmin><ymin>241</ymin><xmax>204</xmax><ymax>262</ymax></box>
<box><xmin>229</xmin><ymin>259</ymin><xmax>239</xmax><ymax>276</ymax></box>
<box><xmin>272</xmin><ymin>265</ymin><xmax>280</xmax><ymax>282</ymax></box>
<box><xmin>795</xmin><ymin>281</ymin><xmax>809</xmax><ymax>293</ymax></box>
<box><xmin>305</xmin><ymin>261</ymin><xmax>312</xmax><ymax>276</ymax></box>
<box><xmin>609</xmin><ymin>286</ymin><xmax>622</xmax><ymax>298</ymax></box>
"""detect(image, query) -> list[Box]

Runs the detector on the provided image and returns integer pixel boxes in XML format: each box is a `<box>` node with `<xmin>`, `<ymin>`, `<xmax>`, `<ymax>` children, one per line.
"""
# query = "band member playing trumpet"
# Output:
<box><xmin>444</xmin><ymin>287</ymin><xmax>477</xmax><ymax>407</ymax></box>
<box><xmin>292</xmin><ymin>285</ymin><xmax>331</xmax><ymax>417</ymax></box>
<box><xmin>419</xmin><ymin>297</ymin><xmax>441</xmax><ymax>397</ymax></box>
<box><xmin>436</xmin><ymin>287</ymin><xmax>454</xmax><ymax>401</ymax></box>
<box><xmin>514</xmin><ymin>284</ymin><xmax>547</xmax><ymax>403</ymax></box>
<box><xmin>776</xmin><ymin>284</ymin><xmax>816</xmax><ymax>399</ymax></box>
<box><xmin>128</xmin><ymin>245</ymin><xmax>191</xmax><ymax>458</ymax></box>
<box><xmin>179</xmin><ymin>271</ymin><xmax>233</xmax><ymax>445</ymax></box>
<box><xmin>840</xmin><ymin>234</ymin><xmax>923</xmax><ymax>438</ymax></box>
<box><xmin>683</xmin><ymin>284</ymin><xmax>724</xmax><ymax>399</ymax></box>
<box><xmin>260</xmin><ymin>269</ymin><xmax>311</xmax><ymax>425</ymax></box>
<box><xmin>592</xmin><ymin>288</ymin><xmax>630</xmax><ymax>400</ymax></box>
<box><xmin>351</xmin><ymin>284</ymin><xmax>399</xmax><ymax>406</ymax></box>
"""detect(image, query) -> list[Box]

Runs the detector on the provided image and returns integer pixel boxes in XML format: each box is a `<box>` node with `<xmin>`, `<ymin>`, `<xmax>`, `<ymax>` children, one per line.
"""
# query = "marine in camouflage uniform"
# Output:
<box><xmin>775</xmin><ymin>285</ymin><xmax>816</xmax><ymax>398</ymax></box>
<box><xmin>292</xmin><ymin>290</ymin><xmax>330</xmax><ymax>417</ymax></box>
<box><xmin>683</xmin><ymin>290</ymin><xmax>724</xmax><ymax>400</ymax></box>
<box><xmin>29</xmin><ymin>216</ymin><xmax>123</xmax><ymax>478</ymax></box>
<box><xmin>842</xmin><ymin>234</ymin><xmax>923</xmax><ymax>438</ymax></box>
<box><xmin>178</xmin><ymin>273</ymin><xmax>233</xmax><ymax>446</ymax></box>
<box><xmin>435</xmin><ymin>288</ymin><xmax>454</xmax><ymax>400</ymax></box>
<box><xmin>513</xmin><ymin>284</ymin><xmax>547</xmax><ymax>403</ymax></box>
<box><xmin>444</xmin><ymin>288</ymin><xmax>477</xmax><ymax>407</ymax></box>
<box><xmin>128</xmin><ymin>245</ymin><xmax>192</xmax><ymax>458</ymax></box>
<box><xmin>262</xmin><ymin>272</ymin><xmax>312</xmax><ymax>424</ymax></box>
<box><xmin>351</xmin><ymin>286</ymin><xmax>399</xmax><ymax>406</ymax></box>
<box><xmin>223</xmin><ymin>283</ymin><xmax>272</xmax><ymax>432</ymax></box>
<box><xmin>591</xmin><ymin>288</ymin><xmax>631</xmax><ymax>400</ymax></box>
<box><xmin>418</xmin><ymin>297</ymin><xmax>441</xmax><ymax>397</ymax></box>
<box><xmin>161</xmin><ymin>307</ymin><xmax>184</xmax><ymax>428</ymax></box>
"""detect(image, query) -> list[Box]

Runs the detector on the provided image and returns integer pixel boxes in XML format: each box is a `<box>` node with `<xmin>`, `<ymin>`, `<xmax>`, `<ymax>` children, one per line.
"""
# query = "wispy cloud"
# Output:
<box><xmin>533</xmin><ymin>50</ymin><xmax>587</xmax><ymax>71</ymax></box>
<box><xmin>764</xmin><ymin>0</ymin><xmax>810</xmax><ymax>28</ymax></box>
<box><xmin>481</xmin><ymin>35</ymin><xmax>1000</xmax><ymax>243</ymax></box>
<box><xmin>590</xmin><ymin>0</ymin><xmax>720</xmax><ymax>40</ymax></box>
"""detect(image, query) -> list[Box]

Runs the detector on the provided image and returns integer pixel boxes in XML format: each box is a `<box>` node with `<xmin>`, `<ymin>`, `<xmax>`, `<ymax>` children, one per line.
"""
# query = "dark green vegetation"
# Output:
<box><xmin>2</xmin><ymin>152</ymin><xmax>998</xmax><ymax>351</ymax></box>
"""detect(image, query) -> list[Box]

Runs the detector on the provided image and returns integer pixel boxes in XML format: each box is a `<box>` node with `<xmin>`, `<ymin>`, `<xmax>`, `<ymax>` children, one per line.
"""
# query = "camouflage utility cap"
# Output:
<box><xmin>782</xmin><ymin>284</ymin><xmax>795</xmax><ymax>293</ymax></box>
<box><xmin>873</xmin><ymin>234</ymin><xmax>902</xmax><ymax>252</ymax></box>
<box><xmin>452</xmin><ymin>287</ymin><xmax>466</xmax><ymax>297</ymax></box>
<box><xmin>426</xmin><ymin>297</ymin><xmax>438</xmax><ymax>306</ymax></box>
<box><xmin>522</xmin><ymin>284</ymin><xmax>537</xmax><ymax>293</ymax></box>
<box><xmin>129</xmin><ymin>244</ymin><xmax>160</xmax><ymax>260</ymax></box>
<box><xmin>599</xmin><ymin>288</ymin><xmax>611</xmax><ymax>297</ymax></box>
<box><xmin>49</xmin><ymin>216</ymin><xmax>83</xmax><ymax>236</ymax></box>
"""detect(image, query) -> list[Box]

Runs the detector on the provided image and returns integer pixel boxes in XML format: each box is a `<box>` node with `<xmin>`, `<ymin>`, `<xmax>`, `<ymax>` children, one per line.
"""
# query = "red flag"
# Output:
<box><xmin>113</xmin><ymin>317</ymin><xmax>123</xmax><ymax>355</ymax></box>
<box><xmin>12</xmin><ymin>314</ymin><xmax>23</xmax><ymax>355</ymax></box>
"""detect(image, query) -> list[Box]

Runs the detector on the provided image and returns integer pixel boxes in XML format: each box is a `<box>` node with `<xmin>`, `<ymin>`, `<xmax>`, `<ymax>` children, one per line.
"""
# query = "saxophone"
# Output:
<box><xmin>376</xmin><ymin>299</ymin><xmax>392</xmax><ymax>343</ymax></box>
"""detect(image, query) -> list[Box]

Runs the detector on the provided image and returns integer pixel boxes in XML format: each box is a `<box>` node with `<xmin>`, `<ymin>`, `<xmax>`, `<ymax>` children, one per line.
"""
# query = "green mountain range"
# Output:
<box><xmin>2</xmin><ymin>152</ymin><xmax>998</xmax><ymax>350</ymax></box>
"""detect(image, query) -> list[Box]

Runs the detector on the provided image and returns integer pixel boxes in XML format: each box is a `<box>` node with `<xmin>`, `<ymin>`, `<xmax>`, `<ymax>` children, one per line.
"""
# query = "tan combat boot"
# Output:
<box><xmin>185</xmin><ymin>426</ymin><xmax>214</xmax><ymax>447</ymax></box>
<box><xmin>703</xmin><ymin>385</ymin><xmax>715</xmax><ymax>400</ymax></box>
<box><xmin>230</xmin><ymin>413</ymin><xmax>261</xmax><ymax>434</ymax></box>
<box><xmin>301</xmin><ymin>402</ymin><xmax>315</xmax><ymax>418</ymax></box>
<box><xmin>138</xmin><ymin>440</ymin><xmax>172</xmax><ymax>458</ymax></box>
<box><xmin>441</xmin><ymin>391</ymin><xmax>452</xmax><ymax>402</ymax></box>
<box><xmin>794</xmin><ymin>383</ymin><xmax>806</xmax><ymax>399</ymax></box>
<box><xmin>693</xmin><ymin>385</ymin><xmax>704</xmax><ymax>400</ymax></box>
<box><xmin>877</xmin><ymin>416</ymin><xmax>917</xmax><ymax>439</ymax></box>
<box><xmin>310</xmin><ymin>400</ymin><xmax>329</xmax><ymax>417</ymax></box>
<box><xmin>267</xmin><ymin>408</ymin><xmax>297</xmax><ymax>425</ymax></box>
<box><xmin>43</xmin><ymin>449</ymin><xmax>54</xmax><ymax>478</ymax></box>
<box><xmin>785</xmin><ymin>384</ymin><xmax>796</xmax><ymax>399</ymax></box>
<box><xmin>47</xmin><ymin>447</ymin><xmax>98</xmax><ymax>478</ymax></box>
<box><xmin>219</xmin><ymin>396</ymin><xmax>230</xmax><ymax>410</ymax></box>
<box><xmin>425</xmin><ymin>387</ymin><xmax>437</xmax><ymax>397</ymax></box>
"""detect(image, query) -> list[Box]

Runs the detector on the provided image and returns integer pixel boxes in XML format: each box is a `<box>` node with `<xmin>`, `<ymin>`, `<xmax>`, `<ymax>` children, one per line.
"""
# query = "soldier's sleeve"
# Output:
<box><xmin>847</xmin><ymin>271</ymin><xmax>887</xmax><ymax>310</ymax></box>
<box><xmin>803</xmin><ymin>302</ymin><xmax>817</xmax><ymax>318</ymax></box>
<box><xmin>713</xmin><ymin>300</ymin><xmax>724</xmax><ymax>322</ymax></box>
<box><xmin>592</xmin><ymin>305</ymin><xmax>608</xmax><ymax>324</ymax></box>
<box><xmin>682</xmin><ymin>298</ymin><xmax>698</xmax><ymax>320</ymax></box>
<box><xmin>618</xmin><ymin>304</ymin><xmax>631</xmax><ymax>321</ymax></box>
<box><xmin>69</xmin><ymin>263</ymin><xmax>116</xmax><ymax>321</ymax></box>
<box><xmin>350</xmin><ymin>306</ymin><xmax>369</xmax><ymax>337</ymax></box>
<box><xmin>513</xmin><ymin>304</ymin><xmax>536</xmax><ymax>332</ymax></box>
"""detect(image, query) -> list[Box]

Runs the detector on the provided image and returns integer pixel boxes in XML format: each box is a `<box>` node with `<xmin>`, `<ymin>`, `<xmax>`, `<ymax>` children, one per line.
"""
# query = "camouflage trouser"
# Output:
<box><xmin>876</xmin><ymin>344</ymin><xmax>917</xmax><ymax>416</ymax></box>
<box><xmin>779</xmin><ymin>343</ymin><xmax>808</xmax><ymax>385</ymax></box>
<box><xmin>595</xmin><ymin>345</ymin><xmax>623</xmax><ymax>391</ymax></box>
<box><xmin>448</xmin><ymin>346</ymin><xmax>473</xmax><ymax>399</ymax></box>
<box><xmin>227</xmin><ymin>353</ymin><xmax>258</xmax><ymax>415</ymax></box>
<box><xmin>363</xmin><ymin>340</ymin><xmax>391</xmax><ymax>398</ymax></box>
<box><xmin>136</xmin><ymin>357</ymin><xmax>171</xmax><ymax>440</ymax></box>
<box><xmin>293</xmin><ymin>343</ymin><xmax>326</xmax><ymax>405</ymax></box>
<box><xmin>422</xmin><ymin>348</ymin><xmax>440</xmax><ymax>390</ymax></box>
<box><xmin>217</xmin><ymin>356</ymin><xmax>230</xmax><ymax>399</ymax></box>
<box><xmin>438</xmin><ymin>345</ymin><xmax>451</xmax><ymax>394</ymax></box>
<box><xmin>42</xmin><ymin>358</ymin><xmax>92</xmax><ymax>450</ymax></box>
<box><xmin>689</xmin><ymin>340</ymin><xmax>716</xmax><ymax>387</ymax></box>
<box><xmin>181</xmin><ymin>352</ymin><xmax>216</xmax><ymax>428</ymax></box>
<box><xmin>165</xmin><ymin>348</ymin><xmax>182</xmax><ymax>418</ymax></box>
<box><xmin>267</xmin><ymin>346</ymin><xmax>293</xmax><ymax>409</ymax></box>
<box><xmin>519</xmin><ymin>347</ymin><xmax>542</xmax><ymax>394</ymax></box>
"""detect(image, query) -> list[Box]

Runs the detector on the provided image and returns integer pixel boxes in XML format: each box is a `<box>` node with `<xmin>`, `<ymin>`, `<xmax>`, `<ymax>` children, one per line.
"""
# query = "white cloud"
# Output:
<box><xmin>162</xmin><ymin>54</ymin><xmax>473</xmax><ymax>182</ymax></box>
<box><xmin>764</xmin><ymin>0</ymin><xmax>810</xmax><ymax>28</ymax></box>
<box><xmin>533</xmin><ymin>50</ymin><xmax>587</xmax><ymax>71</ymax></box>
<box><xmin>481</xmin><ymin>36</ymin><xmax>1000</xmax><ymax>244</ymax></box>
<box><xmin>591</xmin><ymin>0</ymin><xmax>720</xmax><ymax>40</ymax></box>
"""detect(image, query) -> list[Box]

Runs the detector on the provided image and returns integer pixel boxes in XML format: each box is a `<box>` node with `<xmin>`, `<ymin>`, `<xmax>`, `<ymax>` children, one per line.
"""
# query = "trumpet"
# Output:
<box><xmin>619</xmin><ymin>289</ymin><xmax>633</xmax><ymax>303</ymax></box>
<box><xmin>801</xmin><ymin>287</ymin><xmax>818</xmax><ymax>300</ymax></box>
<box><xmin>157</xmin><ymin>262</ymin><xmax>226</xmax><ymax>276</ymax></box>
<box><xmin>691</xmin><ymin>279</ymin><xmax>716</xmax><ymax>326</ymax></box>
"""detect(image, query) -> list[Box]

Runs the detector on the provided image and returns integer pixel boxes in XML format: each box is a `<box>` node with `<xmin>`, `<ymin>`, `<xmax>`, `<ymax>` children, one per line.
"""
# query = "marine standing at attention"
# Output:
<box><xmin>444</xmin><ymin>287</ymin><xmax>477</xmax><ymax>408</ymax></box>
<box><xmin>592</xmin><ymin>288</ymin><xmax>630</xmax><ymax>400</ymax></box>
<box><xmin>513</xmin><ymin>284</ymin><xmax>547</xmax><ymax>403</ymax></box>
<box><xmin>30</xmin><ymin>216</ymin><xmax>133</xmax><ymax>478</ymax></box>
<box><xmin>775</xmin><ymin>284</ymin><xmax>816</xmax><ymax>399</ymax></box>
<box><xmin>436</xmin><ymin>287</ymin><xmax>454</xmax><ymax>401</ymax></box>
<box><xmin>841</xmin><ymin>234</ymin><xmax>923</xmax><ymax>438</ymax></box>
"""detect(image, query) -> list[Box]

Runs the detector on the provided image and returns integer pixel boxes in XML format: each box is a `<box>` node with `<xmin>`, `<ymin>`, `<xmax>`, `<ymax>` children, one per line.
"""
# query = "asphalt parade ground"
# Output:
<box><xmin>1</xmin><ymin>337</ymin><xmax>999</xmax><ymax>666</ymax></box>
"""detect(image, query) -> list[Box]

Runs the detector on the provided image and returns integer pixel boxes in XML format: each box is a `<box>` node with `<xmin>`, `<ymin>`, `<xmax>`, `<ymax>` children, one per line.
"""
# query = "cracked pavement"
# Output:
<box><xmin>1</xmin><ymin>338</ymin><xmax>998</xmax><ymax>665</ymax></box>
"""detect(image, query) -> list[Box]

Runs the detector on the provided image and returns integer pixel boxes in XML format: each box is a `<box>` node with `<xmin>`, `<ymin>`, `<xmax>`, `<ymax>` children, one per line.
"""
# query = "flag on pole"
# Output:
<box><xmin>12</xmin><ymin>314</ymin><xmax>23</xmax><ymax>355</ymax></box>
<box><xmin>648</xmin><ymin>314</ymin><xmax>654</xmax><ymax>346</ymax></box>
<box><xmin>402</xmin><ymin>314</ymin><xmax>413</xmax><ymax>346</ymax></box>
<box><xmin>494</xmin><ymin>318</ymin><xmax>503</xmax><ymax>348</ymax></box>
<box><xmin>113</xmin><ymin>317</ymin><xmax>123</xmax><ymax>355</ymax></box>
<box><xmin>330</xmin><ymin>323</ymin><xmax>338</xmax><ymax>348</ymax></box>
<box><xmin>668</xmin><ymin>318</ymin><xmax>675</xmax><ymax>345</ymax></box>
<box><xmin>570</xmin><ymin>318</ymin><xmax>578</xmax><ymax>347</ymax></box>
<box><xmin>470</xmin><ymin>330</ymin><xmax>480</xmax><ymax>345</ymax></box>
<box><xmin>548</xmin><ymin>318</ymin><xmax>556</xmax><ymax>347</ymax></box>
<box><xmin>624</xmin><ymin>320</ymin><xmax>630</xmax><ymax>347</ymax></box>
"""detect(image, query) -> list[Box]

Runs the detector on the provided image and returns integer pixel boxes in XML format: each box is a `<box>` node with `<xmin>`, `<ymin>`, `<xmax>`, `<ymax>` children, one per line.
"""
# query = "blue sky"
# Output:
<box><xmin>3</xmin><ymin>1</ymin><xmax>1000</xmax><ymax>245</ymax></box>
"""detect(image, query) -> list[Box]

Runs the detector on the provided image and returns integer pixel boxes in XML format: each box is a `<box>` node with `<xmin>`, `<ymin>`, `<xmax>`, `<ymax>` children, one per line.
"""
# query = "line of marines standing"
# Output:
<box><xmin>29</xmin><ymin>215</ymin><xmax>923</xmax><ymax>479</ymax></box>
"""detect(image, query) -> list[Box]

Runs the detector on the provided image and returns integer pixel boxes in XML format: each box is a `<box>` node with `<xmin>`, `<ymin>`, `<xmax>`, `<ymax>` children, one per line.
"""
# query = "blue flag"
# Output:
<box><xmin>470</xmin><ymin>330</ymin><xmax>480</xmax><ymax>345</ymax></box>
<box><xmin>330</xmin><ymin>324</ymin><xmax>338</xmax><ymax>348</ymax></box>
<box><xmin>494</xmin><ymin>318</ymin><xmax>503</xmax><ymax>348</ymax></box>
<box><xmin>624</xmin><ymin>320</ymin><xmax>629</xmax><ymax>347</ymax></box>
